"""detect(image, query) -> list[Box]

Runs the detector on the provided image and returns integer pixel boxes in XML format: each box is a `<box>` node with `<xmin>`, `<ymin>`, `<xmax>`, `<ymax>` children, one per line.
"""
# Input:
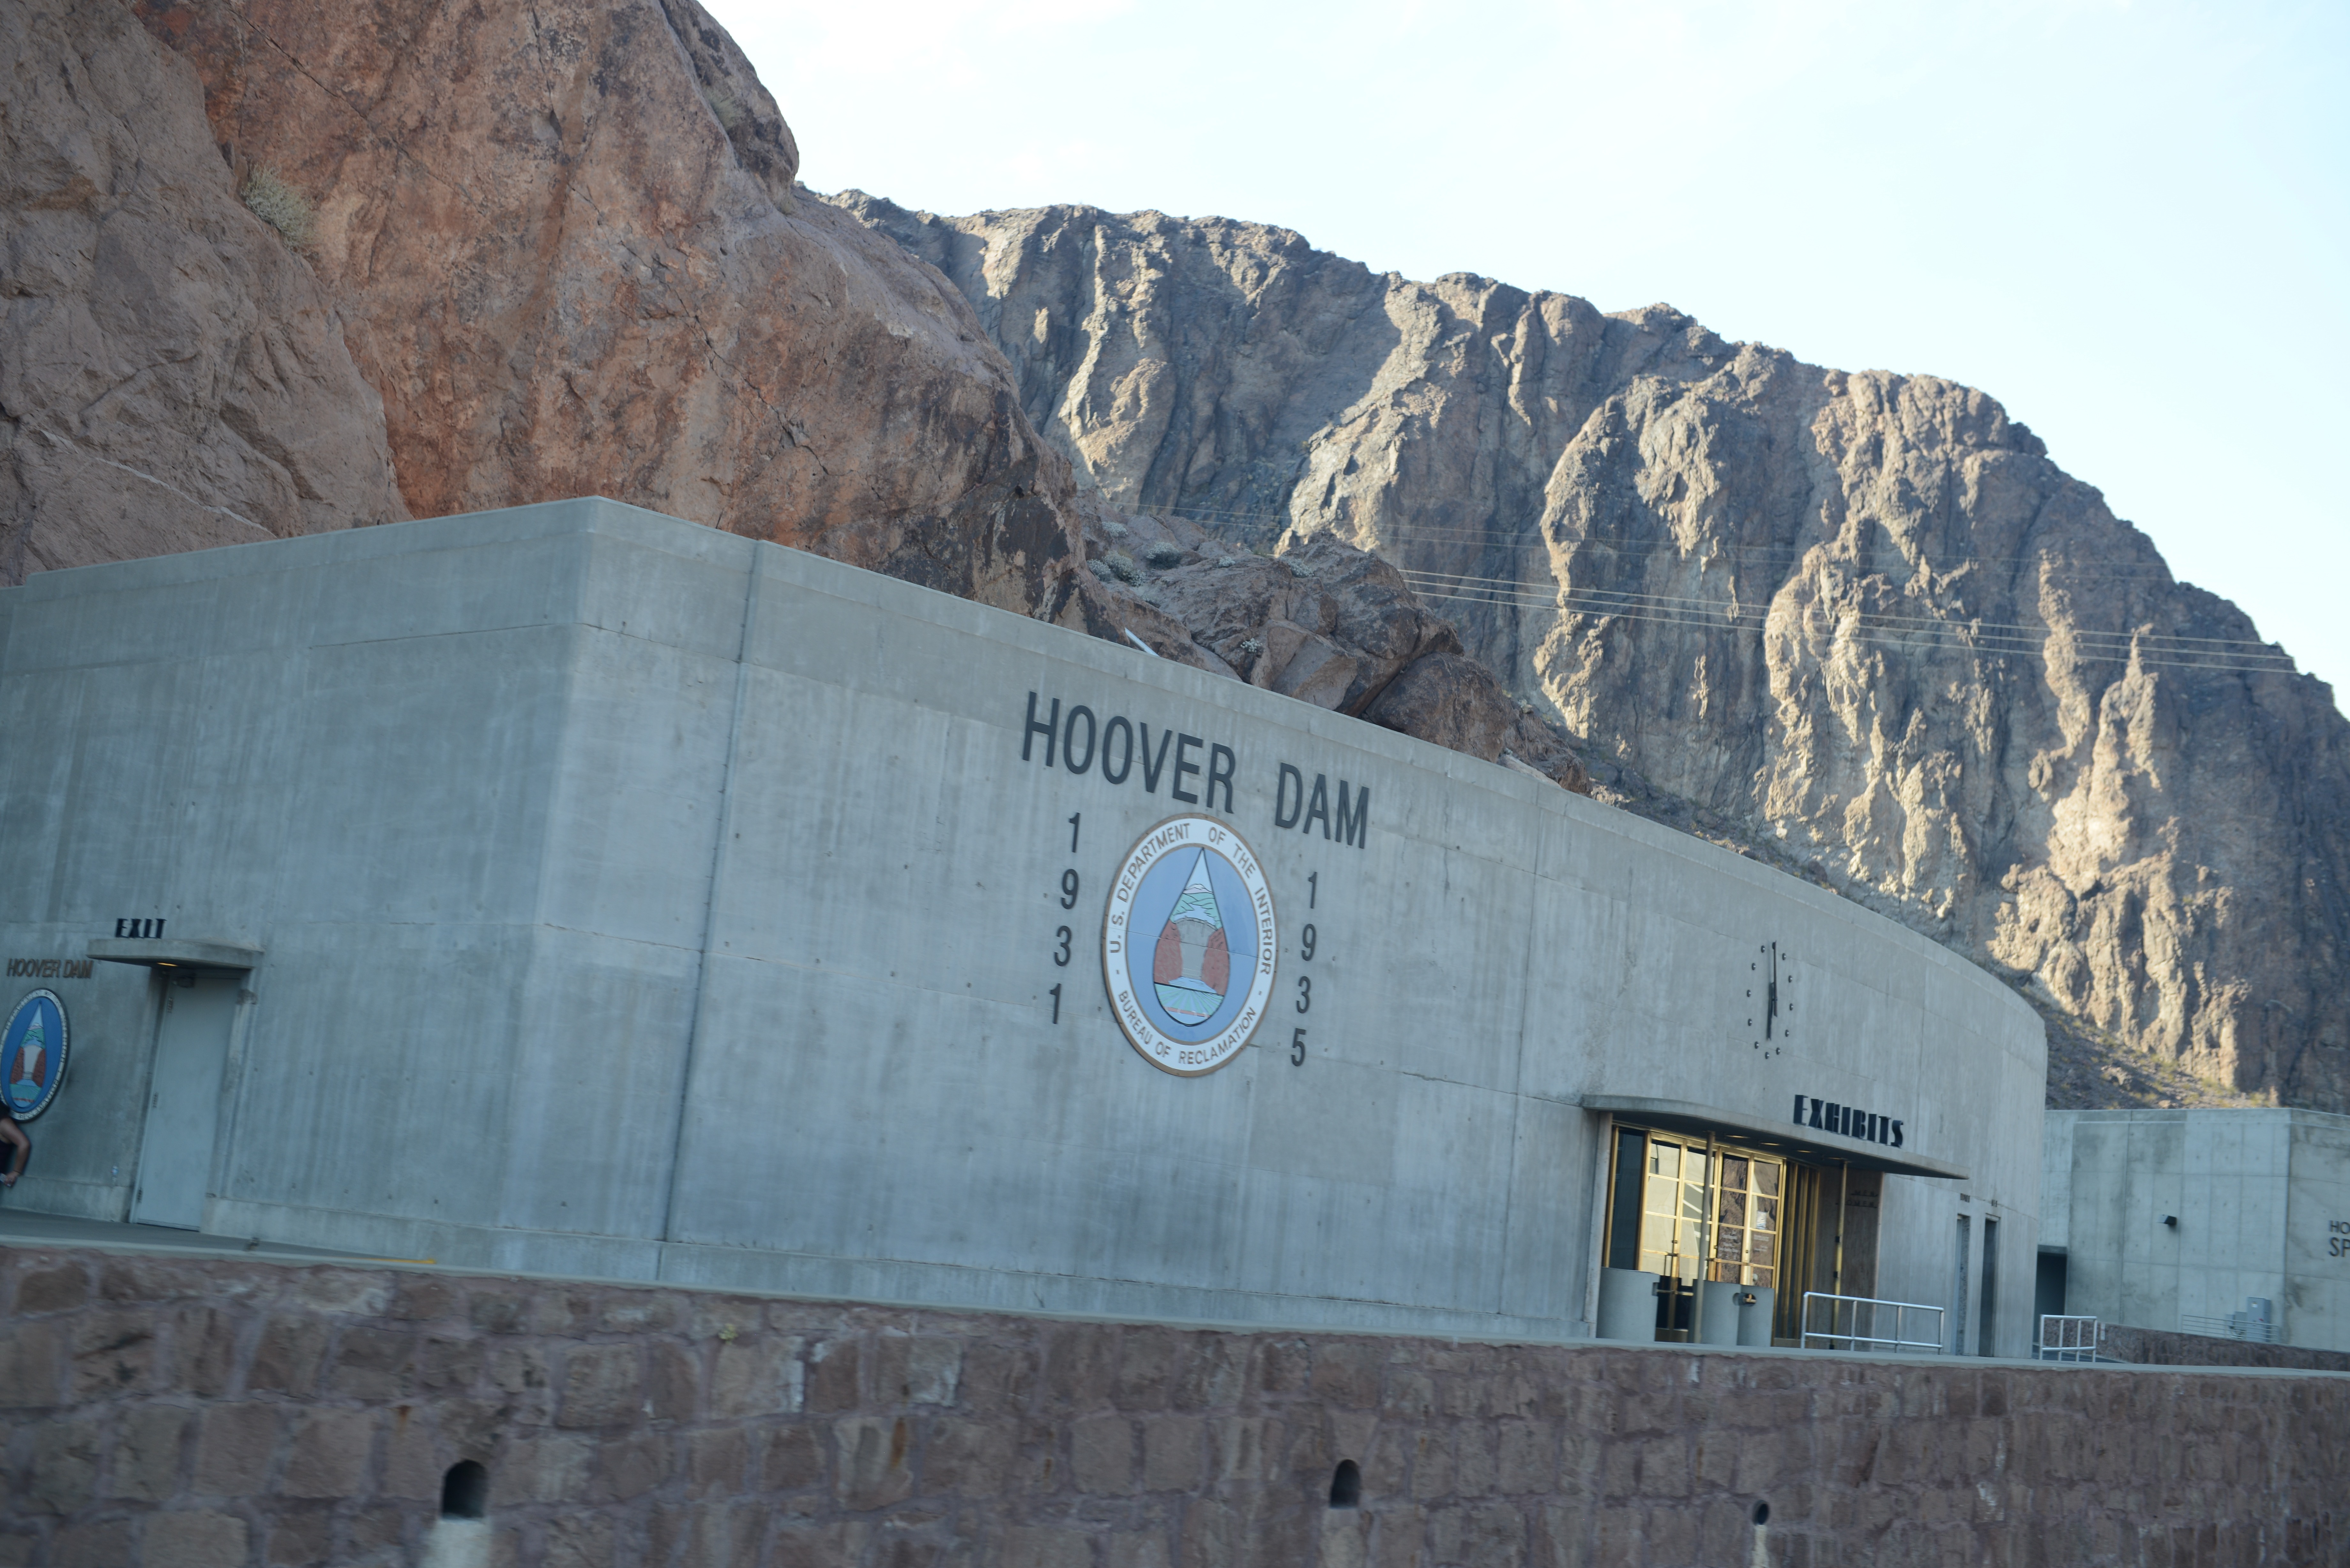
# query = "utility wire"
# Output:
<box><xmin>1395</xmin><ymin>570</ymin><xmax>2300</xmax><ymax>678</ymax></box>
<box><xmin>1393</xmin><ymin>565</ymin><xmax>2287</xmax><ymax>657</ymax></box>
<box><xmin>1405</xmin><ymin>586</ymin><xmax>2291</xmax><ymax>679</ymax></box>
<box><xmin>1141</xmin><ymin>502</ymin><xmax>2210</xmax><ymax>588</ymax></box>
<box><xmin>1120</xmin><ymin>501</ymin><xmax>2301</xmax><ymax>676</ymax></box>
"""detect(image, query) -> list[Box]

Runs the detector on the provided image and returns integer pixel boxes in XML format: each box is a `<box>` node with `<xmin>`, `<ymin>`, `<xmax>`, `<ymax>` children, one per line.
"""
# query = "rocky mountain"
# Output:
<box><xmin>834</xmin><ymin>195</ymin><xmax>2350</xmax><ymax>1112</ymax></box>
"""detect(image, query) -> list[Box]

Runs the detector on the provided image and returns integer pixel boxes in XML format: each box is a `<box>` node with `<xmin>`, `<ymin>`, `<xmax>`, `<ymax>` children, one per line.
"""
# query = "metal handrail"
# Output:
<box><xmin>1800</xmin><ymin>1291</ymin><xmax>1948</xmax><ymax>1353</ymax></box>
<box><xmin>2038</xmin><ymin>1314</ymin><xmax>2102</xmax><ymax>1362</ymax></box>
<box><xmin>2180</xmin><ymin>1310</ymin><xmax>2280</xmax><ymax>1344</ymax></box>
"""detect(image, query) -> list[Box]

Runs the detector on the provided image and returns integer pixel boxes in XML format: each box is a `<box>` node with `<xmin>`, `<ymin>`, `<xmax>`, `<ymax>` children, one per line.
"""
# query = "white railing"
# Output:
<box><xmin>2038</xmin><ymin>1314</ymin><xmax>2102</xmax><ymax>1362</ymax></box>
<box><xmin>1800</xmin><ymin>1291</ymin><xmax>1948</xmax><ymax>1353</ymax></box>
<box><xmin>2180</xmin><ymin>1305</ymin><xmax>2280</xmax><ymax>1344</ymax></box>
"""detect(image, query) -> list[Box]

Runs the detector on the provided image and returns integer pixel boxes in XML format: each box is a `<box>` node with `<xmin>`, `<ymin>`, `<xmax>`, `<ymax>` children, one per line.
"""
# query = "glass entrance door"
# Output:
<box><xmin>1608</xmin><ymin>1129</ymin><xmax>1785</xmax><ymax>1341</ymax></box>
<box><xmin>1636</xmin><ymin>1139</ymin><xmax>1707</xmax><ymax>1339</ymax></box>
<box><xmin>1636</xmin><ymin>1137</ymin><xmax>1707</xmax><ymax>1284</ymax></box>
<box><xmin>1709</xmin><ymin>1153</ymin><xmax>1781</xmax><ymax>1290</ymax></box>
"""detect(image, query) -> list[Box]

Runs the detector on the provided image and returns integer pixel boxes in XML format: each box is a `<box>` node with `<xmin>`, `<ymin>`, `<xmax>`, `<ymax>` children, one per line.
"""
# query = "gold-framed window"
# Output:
<box><xmin>1621</xmin><ymin>1131</ymin><xmax>1781</xmax><ymax>1290</ymax></box>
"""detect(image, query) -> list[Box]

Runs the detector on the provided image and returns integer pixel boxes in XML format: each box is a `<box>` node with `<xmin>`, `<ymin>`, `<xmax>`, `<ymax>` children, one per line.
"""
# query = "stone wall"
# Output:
<box><xmin>0</xmin><ymin>1244</ymin><xmax>2342</xmax><ymax>1568</ymax></box>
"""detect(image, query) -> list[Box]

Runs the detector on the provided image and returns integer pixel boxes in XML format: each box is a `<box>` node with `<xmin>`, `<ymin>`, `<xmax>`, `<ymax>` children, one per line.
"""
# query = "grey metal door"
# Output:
<box><xmin>1951</xmin><ymin>1214</ymin><xmax>1972</xmax><ymax>1354</ymax></box>
<box><xmin>130</xmin><ymin>975</ymin><xmax>238</xmax><ymax>1229</ymax></box>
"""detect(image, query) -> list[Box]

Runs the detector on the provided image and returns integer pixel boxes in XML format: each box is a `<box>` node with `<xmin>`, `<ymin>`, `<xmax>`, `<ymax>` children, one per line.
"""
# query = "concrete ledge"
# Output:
<box><xmin>86</xmin><ymin>937</ymin><xmax>263</xmax><ymax>970</ymax></box>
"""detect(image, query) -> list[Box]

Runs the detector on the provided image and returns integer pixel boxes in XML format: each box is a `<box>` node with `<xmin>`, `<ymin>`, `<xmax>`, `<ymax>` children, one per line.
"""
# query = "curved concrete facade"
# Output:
<box><xmin>0</xmin><ymin>501</ymin><xmax>2046</xmax><ymax>1347</ymax></box>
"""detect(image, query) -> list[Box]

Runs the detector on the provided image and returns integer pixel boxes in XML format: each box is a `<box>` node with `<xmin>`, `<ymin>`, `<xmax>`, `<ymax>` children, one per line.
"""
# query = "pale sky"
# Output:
<box><xmin>711</xmin><ymin>0</ymin><xmax>2350</xmax><ymax>704</ymax></box>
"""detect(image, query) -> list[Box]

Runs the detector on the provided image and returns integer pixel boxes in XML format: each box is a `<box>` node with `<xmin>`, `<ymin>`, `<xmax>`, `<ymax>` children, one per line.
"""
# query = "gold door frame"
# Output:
<box><xmin>1600</xmin><ymin>1124</ymin><xmax>1791</xmax><ymax>1305</ymax></box>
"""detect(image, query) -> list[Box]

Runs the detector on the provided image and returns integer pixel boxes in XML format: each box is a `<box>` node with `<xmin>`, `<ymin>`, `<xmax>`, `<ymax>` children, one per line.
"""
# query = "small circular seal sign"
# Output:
<box><xmin>2</xmin><ymin>990</ymin><xmax>68</xmax><ymax>1120</ymax></box>
<box><xmin>1104</xmin><ymin>816</ymin><xmax>1277</xmax><ymax>1076</ymax></box>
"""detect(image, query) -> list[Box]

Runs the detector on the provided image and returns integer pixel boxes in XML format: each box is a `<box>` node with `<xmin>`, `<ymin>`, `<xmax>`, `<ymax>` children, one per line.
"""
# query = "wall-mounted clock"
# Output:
<box><xmin>1743</xmin><ymin>940</ymin><xmax>1795</xmax><ymax>1059</ymax></box>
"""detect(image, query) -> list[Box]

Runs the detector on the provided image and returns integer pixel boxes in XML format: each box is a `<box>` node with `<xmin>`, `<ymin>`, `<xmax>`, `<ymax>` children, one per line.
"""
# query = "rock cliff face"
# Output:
<box><xmin>126</xmin><ymin>0</ymin><xmax>1076</xmax><ymax>613</ymax></box>
<box><xmin>837</xmin><ymin>195</ymin><xmax>2350</xmax><ymax>1111</ymax></box>
<box><xmin>1</xmin><ymin>0</ymin><xmax>406</xmax><ymax>582</ymax></box>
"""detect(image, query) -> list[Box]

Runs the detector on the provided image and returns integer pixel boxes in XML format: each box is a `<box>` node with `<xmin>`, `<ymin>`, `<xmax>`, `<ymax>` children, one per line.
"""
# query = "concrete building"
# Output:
<box><xmin>2042</xmin><ymin>1108</ymin><xmax>2350</xmax><ymax>1353</ymax></box>
<box><xmin>0</xmin><ymin>500</ymin><xmax>2046</xmax><ymax>1351</ymax></box>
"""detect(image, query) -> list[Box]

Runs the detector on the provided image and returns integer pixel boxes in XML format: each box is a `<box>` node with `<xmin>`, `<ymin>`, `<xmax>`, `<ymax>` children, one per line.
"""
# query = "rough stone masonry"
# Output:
<box><xmin>0</xmin><ymin>1245</ymin><xmax>2341</xmax><ymax>1567</ymax></box>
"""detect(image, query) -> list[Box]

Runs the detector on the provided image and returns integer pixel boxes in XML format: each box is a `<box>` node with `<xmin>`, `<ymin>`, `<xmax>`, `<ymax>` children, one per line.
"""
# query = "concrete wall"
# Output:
<box><xmin>2046</xmin><ymin>1109</ymin><xmax>2350</xmax><ymax>1352</ymax></box>
<box><xmin>2042</xmin><ymin>1115</ymin><xmax>2073</xmax><ymax>1253</ymax></box>
<box><xmin>0</xmin><ymin>500</ymin><xmax>2047</xmax><ymax>1347</ymax></box>
<box><xmin>2286</xmin><ymin>1116</ymin><xmax>2350</xmax><ymax>1350</ymax></box>
<box><xmin>2</xmin><ymin>1244</ymin><xmax>2342</xmax><ymax>1568</ymax></box>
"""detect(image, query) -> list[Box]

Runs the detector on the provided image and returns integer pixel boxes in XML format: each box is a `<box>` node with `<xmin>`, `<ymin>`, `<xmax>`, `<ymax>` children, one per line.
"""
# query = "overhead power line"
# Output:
<box><xmin>1391</xmin><ymin>568</ymin><xmax>2301</xmax><ymax>679</ymax></box>
<box><xmin>1115</xmin><ymin>500</ymin><xmax>2302</xmax><ymax>677</ymax></box>
<box><xmin>1142</xmin><ymin>502</ymin><xmax>2213</xmax><ymax>589</ymax></box>
<box><xmin>1395</xmin><ymin>565</ymin><xmax>2287</xmax><ymax>658</ymax></box>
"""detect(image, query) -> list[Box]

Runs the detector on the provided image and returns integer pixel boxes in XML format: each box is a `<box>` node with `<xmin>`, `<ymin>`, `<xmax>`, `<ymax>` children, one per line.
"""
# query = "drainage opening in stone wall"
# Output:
<box><xmin>1329</xmin><ymin>1460</ymin><xmax>1361</xmax><ymax>1509</ymax></box>
<box><xmin>442</xmin><ymin>1461</ymin><xmax>488</xmax><ymax>1520</ymax></box>
<box><xmin>1752</xmin><ymin>1501</ymin><xmax>1770</xmax><ymax>1526</ymax></box>
<box><xmin>423</xmin><ymin>1463</ymin><xmax>492</xmax><ymax>1568</ymax></box>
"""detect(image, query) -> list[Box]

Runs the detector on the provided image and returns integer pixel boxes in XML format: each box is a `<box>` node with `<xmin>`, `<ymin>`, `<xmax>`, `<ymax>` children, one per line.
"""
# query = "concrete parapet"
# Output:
<box><xmin>0</xmin><ymin>1242</ymin><xmax>2342</xmax><ymax>1566</ymax></box>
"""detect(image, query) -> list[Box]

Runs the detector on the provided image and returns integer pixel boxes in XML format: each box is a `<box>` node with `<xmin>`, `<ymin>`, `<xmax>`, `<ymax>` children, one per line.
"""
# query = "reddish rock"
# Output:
<box><xmin>1</xmin><ymin>0</ymin><xmax>406</xmax><ymax>583</ymax></box>
<box><xmin>131</xmin><ymin>0</ymin><xmax>1080</xmax><ymax>614</ymax></box>
<box><xmin>1365</xmin><ymin>654</ymin><xmax>1589</xmax><ymax>793</ymax></box>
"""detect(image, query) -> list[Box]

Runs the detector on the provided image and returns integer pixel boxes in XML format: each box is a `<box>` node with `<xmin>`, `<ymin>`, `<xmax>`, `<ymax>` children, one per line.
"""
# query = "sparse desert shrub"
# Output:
<box><xmin>702</xmin><ymin>88</ymin><xmax>746</xmax><ymax>131</ymax></box>
<box><xmin>241</xmin><ymin>168</ymin><xmax>314</xmax><ymax>251</ymax></box>
<box><xmin>1143</xmin><ymin>543</ymin><xmax>1185</xmax><ymax>569</ymax></box>
<box><xmin>1087</xmin><ymin>556</ymin><xmax>1153</xmax><ymax>587</ymax></box>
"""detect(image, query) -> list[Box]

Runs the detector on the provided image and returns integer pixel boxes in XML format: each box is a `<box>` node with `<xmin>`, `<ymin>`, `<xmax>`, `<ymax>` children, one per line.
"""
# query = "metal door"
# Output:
<box><xmin>1951</xmin><ymin>1214</ymin><xmax>1973</xmax><ymax>1354</ymax></box>
<box><xmin>1978</xmin><ymin>1217</ymin><xmax>2000</xmax><ymax>1357</ymax></box>
<box><xmin>130</xmin><ymin>975</ymin><xmax>239</xmax><ymax>1229</ymax></box>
